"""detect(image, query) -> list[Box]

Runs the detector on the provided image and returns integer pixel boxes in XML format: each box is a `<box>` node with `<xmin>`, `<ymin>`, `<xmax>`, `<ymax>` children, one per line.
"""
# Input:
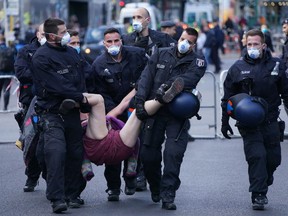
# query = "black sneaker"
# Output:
<box><xmin>106</xmin><ymin>189</ymin><xmax>121</xmax><ymax>201</ymax></box>
<box><xmin>51</xmin><ymin>200</ymin><xmax>67</xmax><ymax>213</ymax></box>
<box><xmin>67</xmin><ymin>197</ymin><xmax>83</xmax><ymax>208</ymax></box>
<box><xmin>252</xmin><ymin>194</ymin><xmax>268</xmax><ymax>210</ymax></box>
<box><xmin>23</xmin><ymin>178</ymin><xmax>38</xmax><ymax>192</ymax></box>
<box><xmin>151</xmin><ymin>193</ymin><xmax>161</xmax><ymax>203</ymax></box>
<box><xmin>124</xmin><ymin>178</ymin><xmax>137</xmax><ymax>195</ymax></box>
<box><xmin>157</xmin><ymin>77</ymin><xmax>184</xmax><ymax>104</ymax></box>
<box><xmin>162</xmin><ymin>202</ymin><xmax>177</xmax><ymax>210</ymax></box>
<box><xmin>136</xmin><ymin>175</ymin><xmax>147</xmax><ymax>191</ymax></box>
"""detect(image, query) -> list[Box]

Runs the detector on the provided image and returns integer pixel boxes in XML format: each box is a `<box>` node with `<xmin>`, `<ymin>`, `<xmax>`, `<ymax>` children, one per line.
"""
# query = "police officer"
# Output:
<box><xmin>221</xmin><ymin>29</ymin><xmax>288</xmax><ymax>210</ymax></box>
<box><xmin>31</xmin><ymin>18</ymin><xmax>88</xmax><ymax>213</ymax></box>
<box><xmin>122</xmin><ymin>7</ymin><xmax>175</xmax><ymax>57</ymax></box>
<box><xmin>67</xmin><ymin>29</ymin><xmax>94</xmax><ymax>95</ymax></box>
<box><xmin>91</xmin><ymin>27</ymin><xmax>147</xmax><ymax>201</ymax></box>
<box><xmin>14</xmin><ymin>23</ymin><xmax>46</xmax><ymax>192</ymax></box>
<box><xmin>160</xmin><ymin>21</ymin><xmax>177</xmax><ymax>38</ymax></box>
<box><xmin>122</xmin><ymin>7</ymin><xmax>176</xmax><ymax>191</ymax></box>
<box><xmin>134</xmin><ymin>27</ymin><xmax>207</xmax><ymax>210</ymax></box>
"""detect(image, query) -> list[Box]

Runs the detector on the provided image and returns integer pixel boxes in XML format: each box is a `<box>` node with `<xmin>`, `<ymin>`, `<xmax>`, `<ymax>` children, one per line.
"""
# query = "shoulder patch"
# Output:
<box><xmin>196</xmin><ymin>58</ymin><xmax>205</xmax><ymax>67</ymax></box>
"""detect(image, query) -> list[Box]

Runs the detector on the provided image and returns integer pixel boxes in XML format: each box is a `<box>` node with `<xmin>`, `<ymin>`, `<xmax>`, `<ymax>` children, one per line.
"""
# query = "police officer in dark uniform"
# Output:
<box><xmin>14</xmin><ymin>23</ymin><xmax>46</xmax><ymax>192</ymax></box>
<box><xmin>31</xmin><ymin>18</ymin><xmax>88</xmax><ymax>213</ymax></box>
<box><xmin>122</xmin><ymin>7</ymin><xmax>176</xmax><ymax>191</ymax></box>
<box><xmin>91</xmin><ymin>27</ymin><xmax>147</xmax><ymax>201</ymax></box>
<box><xmin>134</xmin><ymin>27</ymin><xmax>207</xmax><ymax>210</ymax></box>
<box><xmin>221</xmin><ymin>29</ymin><xmax>288</xmax><ymax>210</ymax></box>
<box><xmin>122</xmin><ymin>7</ymin><xmax>175</xmax><ymax>57</ymax></box>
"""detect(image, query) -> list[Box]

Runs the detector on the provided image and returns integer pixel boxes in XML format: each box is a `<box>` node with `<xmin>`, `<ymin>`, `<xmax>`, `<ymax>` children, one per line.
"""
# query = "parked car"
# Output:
<box><xmin>82</xmin><ymin>24</ymin><xmax>127</xmax><ymax>63</ymax></box>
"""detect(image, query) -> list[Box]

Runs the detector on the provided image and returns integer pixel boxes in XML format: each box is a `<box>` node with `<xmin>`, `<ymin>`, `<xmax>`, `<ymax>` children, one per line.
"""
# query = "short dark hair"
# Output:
<box><xmin>246</xmin><ymin>29</ymin><xmax>265</xmax><ymax>43</ymax></box>
<box><xmin>282</xmin><ymin>18</ymin><xmax>288</xmax><ymax>25</ymax></box>
<box><xmin>184</xmin><ymin>27</ymin><xmax>198</xmax><ymax>39</ymax></box>
<box><xmin>44</xmin><ymin>18</ymin><xmax>65</xmax><ymax>39</ymax></box>
<box><xmin>103</xmin><ymin>27</ymin><xmax>120</xmax><ymax>37</ymax></box>
<box><xmin>67</xmin><ymin>29</ymin><xmax>79</xmax><ymax>37</ymax></box>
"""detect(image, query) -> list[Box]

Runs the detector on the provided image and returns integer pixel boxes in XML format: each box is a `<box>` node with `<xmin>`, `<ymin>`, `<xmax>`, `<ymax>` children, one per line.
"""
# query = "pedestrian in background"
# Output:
<box><xmin>0</xmin><ymin>33</ymin><xmax>15</xmax><ymax>111</ymax></box>
<box><xmin>134</xmin><ymin>27</ymin><xmax>206</xmax><ymax>210</ymax></box>
<box><xmin>91</xmin><ymin>27</ymin><xmax>147</xmax><ymax>201</ymax></box>
<box><xmin>32</xmin><ymin>17</ymin><xmax>88</xmax><ymax>213</ymax></box>
<box><xmin>281</xmin><ymin>18</ymin><xmax>288</xmax><ymax>67</ymax></box>
<box><xmin>221</xmin><ymin>29</ymin><xmax>288</xmax><ymax>210</ymax></box>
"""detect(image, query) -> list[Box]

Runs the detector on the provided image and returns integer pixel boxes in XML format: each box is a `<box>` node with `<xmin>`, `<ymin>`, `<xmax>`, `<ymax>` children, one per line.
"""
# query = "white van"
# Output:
<box><xmin>118</xmin><ymin>2</ymin><xmax>161</xmax><ymax>30</ymax></box>
<box><xmin>183</xmin><ymin>2</ymin><xmax>214</xmax><ymax>26</ymax></box>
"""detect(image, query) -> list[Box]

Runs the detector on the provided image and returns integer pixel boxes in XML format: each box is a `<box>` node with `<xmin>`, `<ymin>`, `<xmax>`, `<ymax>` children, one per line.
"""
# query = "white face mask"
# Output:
<box><xmin>247</xmin><ymin>47</ymin><xmax>260</xmax><ymax>59</ymax></box>
<box><xmin>132</xmin><ymin>20</ymin><xmax>143</xmax><ymax>33</ymax></box>
<box><xmin>39</xmin><ymin>37</ymin><xmax>46</xmax><ymax>46</ymax></box>
<box><xmin>60</xmin><ymin>32</ymin><xmax>71</xmax><ymax>46</ymax></box>
<box><xmin>177</xmin><ymin>39</ymin><xmax>190</xmax><ymax>54</ymax></box>
<box><xmin>107</xmin><ymin>45</ymin><xmax>120</xmax><ymax>56</ymax></box>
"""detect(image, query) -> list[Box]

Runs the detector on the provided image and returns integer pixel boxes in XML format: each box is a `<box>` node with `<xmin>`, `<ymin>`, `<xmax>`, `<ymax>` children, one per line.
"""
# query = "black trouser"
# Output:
<box><xmin>140</xmin><ymin>115</ymin><xmax>189</xmax><ymax>202</ymax></box>
<box><xmin>40</xmin><ymin>110</ymin><xmax>85</xmax><ymax>201</ymax></box>
<box><xmin>238</xmin><ymin>121</ymin><xmax>281</xmax><ymax>196</ymax></box>
<box><xmin>210</xmin><ymin>46</ymin><xmax>221</xmax><ymax>72</ymax></box>
<box><xmin>25</xmin><ymin>153</ymin><xmax>42</xmax><ymax>181</ymax></box>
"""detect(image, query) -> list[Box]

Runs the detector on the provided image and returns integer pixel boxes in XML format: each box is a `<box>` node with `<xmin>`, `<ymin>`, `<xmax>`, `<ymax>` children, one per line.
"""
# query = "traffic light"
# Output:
<box><xmin>119</xmin><ymin>1</ymin><xmax>125</xmax><ymax>7</ymax></box>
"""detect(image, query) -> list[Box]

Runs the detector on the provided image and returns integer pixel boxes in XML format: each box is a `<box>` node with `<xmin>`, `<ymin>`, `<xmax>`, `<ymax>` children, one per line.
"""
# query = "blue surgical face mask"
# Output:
<box><xmin>74</xmin><ymin>46</ymin><xmax>81</xmax><ymax>54</ymax></box>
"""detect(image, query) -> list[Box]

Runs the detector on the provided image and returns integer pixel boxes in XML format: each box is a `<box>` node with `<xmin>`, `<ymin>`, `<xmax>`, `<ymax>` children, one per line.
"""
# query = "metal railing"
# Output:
<box><xmin>0</xmin><ymin>75</ymin><xmax>20</xmax><ymax>113</ymax></box>
<box><xmin>190</xmin><ymin>71</ymin><xmax>218</xmax><ymax>139</ymax></box>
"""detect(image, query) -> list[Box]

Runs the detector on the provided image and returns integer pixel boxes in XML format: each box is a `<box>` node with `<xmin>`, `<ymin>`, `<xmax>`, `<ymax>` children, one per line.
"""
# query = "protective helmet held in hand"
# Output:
<box><xmin>168</xmin><ymin>89</ymin><xmax>201</xmax><ymax>119</ymax></box>
<box><xmin>227</xmin><ymin>93</ymin><xmax>268</xmax><ymax>127</ymax></box>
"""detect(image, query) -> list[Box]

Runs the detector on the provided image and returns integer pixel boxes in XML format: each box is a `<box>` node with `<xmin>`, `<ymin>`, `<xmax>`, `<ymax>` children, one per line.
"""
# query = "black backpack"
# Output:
<box><xmin>0</xmin><ymin>46</ymin><xmax>15</xmax><ymax>72</ymax></box>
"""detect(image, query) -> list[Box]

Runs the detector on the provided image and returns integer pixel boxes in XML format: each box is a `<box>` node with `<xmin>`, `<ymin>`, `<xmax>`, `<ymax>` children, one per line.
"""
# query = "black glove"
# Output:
<box><xmin>80</xmin><ymin>96</ymin><xmax>91</xmax><ymax>113</ymax></box>
<box><xmin>221</xmin><ymin>112</ymin><xmax>233</xmax><ymax>139</ymax></box>
<box><xmin>155</xmin><ymin>83</ymin><xmax>169</xmax><ymax>104</ymax></box>
<box><xmin>135</xmin><ymin>98</ymin><xmax>149</xmax><ymax>120</ymax></box>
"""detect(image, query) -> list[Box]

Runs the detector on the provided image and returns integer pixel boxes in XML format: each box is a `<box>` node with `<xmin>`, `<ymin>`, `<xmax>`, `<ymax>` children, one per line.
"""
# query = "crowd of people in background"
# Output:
<box><xmin>1</xmin><ymin>8</ymin><xmax>288</xmax><ymax>214</ymax></box>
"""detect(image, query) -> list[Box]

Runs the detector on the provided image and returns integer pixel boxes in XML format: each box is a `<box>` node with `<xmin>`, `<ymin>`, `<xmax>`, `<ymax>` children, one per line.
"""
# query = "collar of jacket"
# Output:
<box><xmin>45</xmin><ymin>41</ymin><xmax>67</xmax><ymax>51</ymax></box>
<box><xmin>243</xmin><ymin>48</ymin><xmax>272</xmax><ymax>64</ymax></box>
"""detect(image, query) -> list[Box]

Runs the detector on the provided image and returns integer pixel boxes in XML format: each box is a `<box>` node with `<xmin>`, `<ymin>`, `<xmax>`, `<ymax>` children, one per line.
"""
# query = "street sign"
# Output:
<box><xmin>6</xmin><ymin>0</ymin><xmax>19</xmax><ymax>16</ymax></box>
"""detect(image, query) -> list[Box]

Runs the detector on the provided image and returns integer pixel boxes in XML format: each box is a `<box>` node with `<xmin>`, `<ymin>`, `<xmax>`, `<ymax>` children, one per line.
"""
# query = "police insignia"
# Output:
<box><xmin>196</xmin><ymin>58</ymin><xmax>205</xmax><ymax>67</ymax></box>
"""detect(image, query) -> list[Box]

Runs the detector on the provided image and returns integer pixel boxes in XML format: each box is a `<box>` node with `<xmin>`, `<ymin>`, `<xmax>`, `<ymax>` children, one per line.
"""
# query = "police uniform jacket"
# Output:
<box><xmin>122</xmin><ymin>28</ymin><xmax>176</xmax><ymax>55</ymax></box>
<box><xmin>92</xmin><ymin>45</ymin><xmax>147</xmax><ymax>114</ymax></box>
<box><xmin>14</xmin><ymin>37</ymin><xmax>40</xmax><ymax>105</ymax></box>
<box><xmin>15</xmin><ymin>36</ymin><xmax>39</xmax><ymax>84</ymax></box>
<box><xmin>136</xmin><ymin>46</ymin><xmax>207</xmax><ymax>114</ymax></box>
<box><xmin>32</xmin><ymin>42</ymin><xmax>86</xmax><ymax>111</ymax></box>
<box><xmin>222</xmin><ymin>49</ymin><xmax>288</xmax><ymax>122</ymax></box>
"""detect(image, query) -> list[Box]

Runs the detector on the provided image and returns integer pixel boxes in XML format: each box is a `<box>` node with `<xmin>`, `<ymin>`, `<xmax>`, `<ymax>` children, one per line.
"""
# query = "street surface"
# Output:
<box><xmin>1</xmin><ymin>52</ymin><xmax>288</xmax><ymax>215</ymax></box>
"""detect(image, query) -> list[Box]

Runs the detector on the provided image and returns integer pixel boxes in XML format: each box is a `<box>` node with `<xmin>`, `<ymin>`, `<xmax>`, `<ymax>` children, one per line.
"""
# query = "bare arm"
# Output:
<box><xmin>107</xmin><ymin>89</ymin><xmax>137</xmax><ymax>117</ymax></box>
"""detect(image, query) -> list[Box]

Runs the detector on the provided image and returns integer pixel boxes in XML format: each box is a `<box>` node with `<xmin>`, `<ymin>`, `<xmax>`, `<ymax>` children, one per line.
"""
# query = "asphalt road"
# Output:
<box><xmin>1</xmin><ymin>52</ymin><xmax>288</xmax><ymax>215</ymax></box>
